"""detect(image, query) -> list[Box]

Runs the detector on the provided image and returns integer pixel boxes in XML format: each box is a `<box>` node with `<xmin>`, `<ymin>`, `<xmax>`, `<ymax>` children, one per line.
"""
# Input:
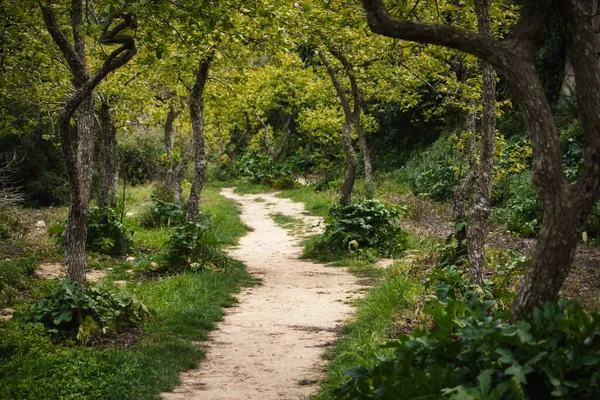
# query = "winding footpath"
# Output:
<box><xmin>162</xmin><ymin>188</ymin><xmax>361</xmax><ymax>399</ymax></box>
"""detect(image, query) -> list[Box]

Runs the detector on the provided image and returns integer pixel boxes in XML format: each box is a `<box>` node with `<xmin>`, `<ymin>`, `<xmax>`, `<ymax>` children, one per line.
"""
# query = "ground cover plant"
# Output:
<box><xmin>306</xmin><ymin>199</ymin><xmax>409</xmax><ymax>260</ymax></box>
<box><xmin>0</xmin><ymin>183</ymin><xmax>255</xmax><ymax>399</ymax></box>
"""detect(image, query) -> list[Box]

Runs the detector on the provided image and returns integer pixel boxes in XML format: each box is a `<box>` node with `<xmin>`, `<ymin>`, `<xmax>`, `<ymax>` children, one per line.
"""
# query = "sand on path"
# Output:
<box><xmin>162</xmin><ymin>188</ymin><xmax>361</xmax><ymax>400</ymax></box>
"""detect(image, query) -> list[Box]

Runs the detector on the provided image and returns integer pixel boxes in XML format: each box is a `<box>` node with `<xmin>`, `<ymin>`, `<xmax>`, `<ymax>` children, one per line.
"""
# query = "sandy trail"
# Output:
<box><xmin>162</xmin><ymin>188</ymin><xmax>361</xmax><ymax>400</ymax></box>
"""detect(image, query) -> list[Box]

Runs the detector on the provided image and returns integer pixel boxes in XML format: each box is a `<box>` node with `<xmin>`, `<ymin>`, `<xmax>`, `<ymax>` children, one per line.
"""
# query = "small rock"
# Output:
<box><xmin>150</xmin><ymin>262</ymin><xmax>158</xmax><ymax>268</ymax></box>
<box><xmin>35</xmin><ymin>220</ymin><xmax>46</xmax><ymax>228</ymax></box>
<box><xmin>126</xmin><ymin>256</ymin><xmax>135</xmax><ymax>262</ymax></box>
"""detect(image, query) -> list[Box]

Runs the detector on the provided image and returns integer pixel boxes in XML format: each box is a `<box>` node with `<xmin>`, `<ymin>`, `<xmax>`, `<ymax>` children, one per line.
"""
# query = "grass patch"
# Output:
<box><xmin>232</xmin><ymin>181</ymin><xmax>272</xmax><ymax>195</ymax></box>
<box><xmin>0</xmin><ymin>262</ymin><xmax>255</xmax><ymax>399</ymax></box>
<box><xmin>314</xmin><ymin>263</ymin><xmax>422</xmax><ymax>399</ymax></box>
<box><xmin>277</xmin><ymin>186</ymin><xmax>335</xmax><ymax>217</ymax></box>
<box><xmin>0</xmin><ymin>183</ymin><xmax>257</xmax><ymax>399</ymax></box>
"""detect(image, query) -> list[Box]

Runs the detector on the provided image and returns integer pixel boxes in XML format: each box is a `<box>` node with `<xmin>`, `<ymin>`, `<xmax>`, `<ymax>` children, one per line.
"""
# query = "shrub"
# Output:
<box><xmin>119</xmin><ymin>132</ymin><xmax>162</xmax><ymax>185</ymax></box>
<box><xmin>495</xmin><ymin>171</ymin><xmax>541</xmax><ymax>237</ymax></box>
<box><xmin>336</xmin><ymin>295</ymin><xmax>600</xmax><ymax>400</ymax></box>
<box><xmin>0</xmin><ymin>208</ymin><xmax>27</xmax><ymax>242</ymax></box>
<box><xmin>396</xmin><ymin>136</ymin><xmax>455</xmax><ymax>201</ymax></box>
<box><xmin>140</xmin><ymin>191</ymin><xmax>185</xmax><ymax>228</ymax></box>
<box><xmin>237</xmin><ymin>152</ymin><xmax>296</xmax><ymax>189</ymax></box>
<box><xmin>0</xmin><ymin>257</ymin><xmax>38</xmax><ymax>308</ymax></box>
<box><xmin>159</xmin><ymin>215</ymin><xmax>230</xmax><ymax>273</ymax></box>
<box><xmin>16</xmin><ymin>279</ymin><xmax>149</xmax><ymax>344</ymax></box>
<box><xmin>49</xmin><ymin>207</ymin><xmax>133</xmax><ymax>256</ymax></box>
<box><xmin>314</xmin><ymin>199</ymin><xmax>408</xmax><ymax>258</ymax></box>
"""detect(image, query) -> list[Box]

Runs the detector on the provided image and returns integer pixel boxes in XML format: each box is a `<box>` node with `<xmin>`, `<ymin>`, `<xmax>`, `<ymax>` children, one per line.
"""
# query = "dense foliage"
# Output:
<box><xmin>159</xmin><ymin>215</ymin><xmax>230</xmax><ymax>274</ymax></box>
<box><xmin>335</xmin><ymin>252</ymin><xmax>600</xmax><ymax>399</ymax></box>
<box><xmin>16</xmin><ymin>280</ymin><xmax>149</xmax><ymax>344</ymax></box>
<box><xmin>50</xmin><ymin>207</ymin><xmax>133</xmax><ymax>256</ymax></box>
<box><xmin>140</xmin><ymin>191</ymin><xmax>186</xmax><ymax>228</ymax></box>
<box><xmin>237</xmin><ymin>152</ymin><xmax>297</xmax><ymax>190</ymax></box>
<box><xmin>313</xmin><ymin>199</ymin><xmax>408</xmax><ymax>258</ymax></box>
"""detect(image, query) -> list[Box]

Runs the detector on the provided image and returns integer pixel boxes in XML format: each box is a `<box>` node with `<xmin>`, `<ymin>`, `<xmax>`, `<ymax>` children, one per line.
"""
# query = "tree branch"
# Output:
<box><xmin>359</xmin><ymin>0</ymin><xmax>515</xmax><ymax>74</ymax></box>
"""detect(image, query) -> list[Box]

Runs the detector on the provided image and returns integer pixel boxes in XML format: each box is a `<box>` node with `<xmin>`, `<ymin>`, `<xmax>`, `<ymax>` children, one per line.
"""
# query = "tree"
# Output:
<box><xmin>40</xmin><ymin>0</ymin><xmax>136</xmax><ymax>288</ymax></box>
<box><xmin>467</xmin><ymin>0</ymin><xmax>497</xmax><ymax>286</ymax></box>
<box><xmin>360</xmin><ymin>0</ymin><xmax>600</xmax><ymax>321</ymax></box>
<box><xmin>317</xmin><ymin>47</ymin><xmax>358</xmax><ymax>205</ymax></box>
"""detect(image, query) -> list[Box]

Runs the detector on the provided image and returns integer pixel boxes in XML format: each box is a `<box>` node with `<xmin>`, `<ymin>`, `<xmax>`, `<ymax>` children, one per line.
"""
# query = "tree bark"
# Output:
<box><xmin>452</xmin><ymin>109</ymin><xmax>477</xmax><ymax>262</ymax></box>
<box><xmin>96</xmin><ymin>99</ymin><xmax>119</xmax><ymax>208</ymax></box>
<box><xmin>173</xmin><ymin>136</ymin><xmax>194</xmax><ymax>203</ymax></box>
<box><xmin>467</xmin><ymin>0</ymin><xmax>497</xmax><ymax>287</ymax></box>
<box><xmin>163</xmin><ymin>101</ymin><xmax>181</xmax><ymax>200</ymax></box>
<box><xmin>40</xmin><ymin>1</ymin><xmax>136</xmax><ymax>289</ymax></box>
<box><xmin>185</xmin><ymin>56</ymin><xmax>212</xmax><ymax>222</ymax></box>
<box><xmin>256</xmin><ymin>113</ymin><xmax>277</xmax><ymax>159</ymax></box>
<box><xmin>329</xmin><ymin>47</ymin><xmax>375</xmax><ymax>197</ymax></box>
<box><xmin>317</xmin><ymin>47</ymin><xmax>358</xmax><ymax>206</ymax></box>
<box><xmin>360</xmin><ymin>0</ymin><xmax>600</xmax><ymax>320</ymax></box>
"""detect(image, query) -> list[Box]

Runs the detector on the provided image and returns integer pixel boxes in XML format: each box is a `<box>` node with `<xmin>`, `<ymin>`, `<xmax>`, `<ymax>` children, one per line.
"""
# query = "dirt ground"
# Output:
<box><xmin>161</xmin><ymin>188</ymin><xmax>361</xmax><ymax>400</ymax></box>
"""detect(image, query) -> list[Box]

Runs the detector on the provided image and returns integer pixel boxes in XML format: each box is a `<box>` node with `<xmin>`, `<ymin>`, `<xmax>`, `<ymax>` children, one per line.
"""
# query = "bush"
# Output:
<box><xmin>0</xmin><ymin>257</ymin><xmax>38</xmax><ymax>308</ymax></box>
<box><xmin>16</xmin><ymin>279</ymin><xmax>149</xmax><ymax>344</ymax></box>
<box><xmin>237</xmin><ymin>152</ymin><xmax>296</xmax><ymax>189</ymax></box>
<box><xmin>119</xmin><ymin>132</ymin><xmax>162</xmax><ymax>186</ymax></box>
<box><xmin>336</xmin><ymin>295</ymin><xmax>600</xmax><ymax>400</ymax></box>
<box><xmin>49</xmin><ymin>207</ymin><xmax>133</xmax><ymax>256</ymax></box>
<box><xmin>495</xmin><ymin>171</ymin><xmax>541</xmax><ymax>237</ymax></box>
<box><xmin>314</xmin><ymin>199</ymin><xmax>408</xmax><ymax>258</ymax></box>
<box><xmin>396</xmin><ymin>136</ymin><xmax>455</xmax><ymax>201</ymax></box>
<box><xmin>0</xmin><ymin>208</ymin><xmax>27</xmax><ymax>242</ymax></box>
<box><xmin>158</xmin><ymin>215</ymin><xmax>230</xmax><ymax>273</ymax></box>
<box><xmin>140</xmin><ymin>191</ymin><xmax>185</xmax><ymax>228</ymax></box>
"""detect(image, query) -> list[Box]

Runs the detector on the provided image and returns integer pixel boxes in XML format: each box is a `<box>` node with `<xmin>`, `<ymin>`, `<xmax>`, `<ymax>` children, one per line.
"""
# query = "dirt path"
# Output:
<box><xmin>162</xmin><ymin>188</ymin><xmax>361</xmax><ymax>400</ymax></box>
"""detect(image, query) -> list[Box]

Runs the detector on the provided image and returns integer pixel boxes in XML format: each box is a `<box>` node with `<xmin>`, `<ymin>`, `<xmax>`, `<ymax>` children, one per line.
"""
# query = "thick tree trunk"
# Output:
<box><xmin>467</xmin><ymin>0</ymin><xmax>497</xmax><ymax>287</ymax></box>
<box><xmin>185</xmin><ymin>57</ymin><xmax>212</xmax><ymax>222</ymax></box>
<box><xmin>163</xmin><ymin>102</ymin><xmax>180</xmax><ymax>200</ymax></box>
<box><xmin>40</xmin><ymin>1</ymin><xmax>136</xmax><ymax>289</ymax></box>
<box><xmin>318</xmin><ymin>48</ymin><xmax>358</xmax><ymax>206</ymax></box>
<box><xmin>65</xmin><ymin>94</ymin><xmax>94</xmax><ymax>288</ymax></box>
<box><xmin>361</xmin><ymin>0</ymin><xmax>600</xmax><ymax>319</ymax></box>
<box><xmin>97</xmin><ymin>100</ymin><xmax>119</xmax><ymax>208</ymax></box>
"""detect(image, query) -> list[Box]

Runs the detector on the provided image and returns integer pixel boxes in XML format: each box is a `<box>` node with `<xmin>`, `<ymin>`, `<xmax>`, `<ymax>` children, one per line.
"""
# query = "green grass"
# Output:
<box><xmin>277</xmin><ymin>186</ymin><xmax>335</xmax><ymax>217</ymax></box>
<box><xmin>232</xmin><ymin>181</ymin><xmax>272</xmax><ymax>195</ymax></box>
<box><xmin>0</xmin><ymin>262</ymin><xmax>254</xmax><ymax>399</ymax></box>
<box><xmin>313</xmin><ymin>263</ymin><xmax>422</xmax><ymax>399</ymax></box>
<box><xmin>0</xmin><ymin>183</ymin><xmax>257</xmax><ymax>399</ymax></box>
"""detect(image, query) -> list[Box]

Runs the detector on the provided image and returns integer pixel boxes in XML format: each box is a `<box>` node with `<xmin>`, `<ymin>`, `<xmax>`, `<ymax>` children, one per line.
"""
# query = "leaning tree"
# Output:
<box><xmin>360</xmin><ymin>0</ymin><xmax>600</xmax><ymax>321</ymax></box>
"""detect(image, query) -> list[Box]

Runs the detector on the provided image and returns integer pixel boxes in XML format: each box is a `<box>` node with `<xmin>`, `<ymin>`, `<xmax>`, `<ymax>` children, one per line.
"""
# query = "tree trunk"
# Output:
<box><xmin>173</xmin><ymin>137</ymin><xmax>194</xmax><ymax>203</ymax></box>
<box><xmin>318</xmin><ymin>48</ymin><xmax>358</xmax><ymax>206</ymax></box>
<box><xmin>467</xmin><ymin>0</ymin><xmax>497</xmax><ymax>287</ymax></box>
<box><xmin>256</xmin><ymin>113</ymin><xmax>277</xmax><ymax>159</ymax></box>
<box><xmin>64</xmin><ymin>94</ymin><xmax>94</xmax><ymax>288</ymax></box>
<box><xmin>97</xmin><ymin>99</ymin><xmax>119</xmax><ymax>208</ymax></box>
<box><xmin>452</xmin><ymin>108</ymin><xmax>477</xmax><ymax>262</ymax></box>
<box><xmin>40</xmin><ymin>1</ymin><xmax>136</xmax><ymax>289</ymax></box>
<box><xmin>355</xmin><ymin>120</ymin><xmax>374</xmax><ymax>197</ymax></box>
<box><xmin>163</xmin><ymin>102</ymin><xmax>180</xmax><ymax>200</ymax></box>
<box><xmin>359</xmin><ymin>0</ymin><xmax>600</xmax><ymax>319</ymax></box>
<box><xmin>328</xmin><ymin>46</ymin><xmax>375</xmax><ymax>197</ymax></box>
<box><xmin>339</xmin><ymin>120</ymin><xmax>358</xmax><ymax>206</ymax></box>
<box><xmin>275</xmin><ymin>114</ymin><xmax>294</xmax><ymax>162</ymax></box>
<box><xmin>185</xmin><ymin>57</ymin><xmax>212</xmax><ymax>222</ymax></box>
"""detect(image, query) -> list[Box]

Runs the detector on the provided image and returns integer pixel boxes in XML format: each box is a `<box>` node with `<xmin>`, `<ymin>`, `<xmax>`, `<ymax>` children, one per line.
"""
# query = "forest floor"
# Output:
<box><xmin>382</xmin><ymin>191</ymin><xmax>600</xmax><ymax>310</ymax></box>
<box><xmin>161</xmin><ymin>188</ymin><xmax>362</xmax><ymax>400</ymax></box>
